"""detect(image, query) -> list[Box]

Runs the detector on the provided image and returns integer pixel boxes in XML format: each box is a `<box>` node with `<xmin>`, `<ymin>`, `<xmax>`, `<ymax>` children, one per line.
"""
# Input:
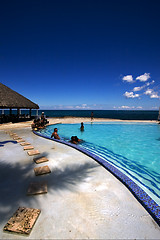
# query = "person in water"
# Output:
<box><xmin>91</xmin><ymin>111</ymin><xmax>94</xmax><ymax>121</ymax></box>
<box><xmin>51</xmin><ymin>128</ymin><xmax>60</xmax><ymax>140</ymax></box>
<box><xmin>70</xmin><ymin>136</ymin><xmax>82</xmax><ymax>144</ymax></box>
<box><xmin>80</xmin><ymin>122</ymin><xmax>84</xmax><ymax>131</ymax></box>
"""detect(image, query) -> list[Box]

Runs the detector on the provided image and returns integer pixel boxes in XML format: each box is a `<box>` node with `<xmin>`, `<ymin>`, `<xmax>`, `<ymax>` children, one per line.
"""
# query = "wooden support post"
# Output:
<box><xmin>17</xmin><ymin>108</ymin><xmax>20</xmax><ymax>117</ymax></box>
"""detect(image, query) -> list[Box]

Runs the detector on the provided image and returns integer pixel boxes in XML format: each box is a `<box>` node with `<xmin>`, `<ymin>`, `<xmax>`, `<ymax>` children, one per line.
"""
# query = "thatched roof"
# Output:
<box><xmin>0</xmin><ymin>83</ymin><xmax>39</xmax><ymax>109</ymax></box>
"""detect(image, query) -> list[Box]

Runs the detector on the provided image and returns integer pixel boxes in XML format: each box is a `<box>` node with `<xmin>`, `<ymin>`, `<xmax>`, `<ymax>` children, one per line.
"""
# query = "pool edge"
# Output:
<box><xmin>33</xmin><ymin>130</ymin><xmax>160</xmax><ymax>227</ymax></box>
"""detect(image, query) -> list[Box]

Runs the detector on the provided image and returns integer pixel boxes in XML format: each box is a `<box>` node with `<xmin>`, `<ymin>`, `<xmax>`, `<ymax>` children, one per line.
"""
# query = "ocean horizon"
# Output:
<box><xmin>0</xmin><ymin>109</ymin><xmax>159</xmax><ymax>121</ymax></box>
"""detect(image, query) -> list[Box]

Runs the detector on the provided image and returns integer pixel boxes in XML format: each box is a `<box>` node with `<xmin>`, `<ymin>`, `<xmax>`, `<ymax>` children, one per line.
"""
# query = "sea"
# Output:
<box><xmin>0</xmin><ymin>109</ymin><xmax>159</xmax><ymax>120</ymax></box>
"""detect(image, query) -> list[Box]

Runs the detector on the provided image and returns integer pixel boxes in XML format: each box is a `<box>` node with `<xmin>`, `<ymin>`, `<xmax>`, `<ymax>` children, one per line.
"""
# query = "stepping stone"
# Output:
<box><xmin>11</xmin><ymin>135</ymin><xmax>19</xmax><ymax>138</ymax></box>
<box><xmin>34</xmin><ymin>165</ymin><xmax>51</xmax><ymax>176</ymax></box>
<box><xmin>27</xmin><ymin>182</ymin><xmax>47</xmax><ymax>195</ymax></box>
<box><xmin>24</xmin><ymin>146</ymin><xmax>34</xmax><ymax>150</ymax></box>
<box><xmin>13</xmin><ymin>137</ymin><xmax>22</xmax><ymax>140</ymax></box>
<box><xmin>17</xmin><ymin>139</ymin><xmax>25</xmax><ymax>143</ymax></box>
<box><xmin>27</xmin><ymin>150</ymin><xmax>40</xmax><ymax>156</ymax></box>
<box><xmin>34</xmin><ymin>157</ymin><xmax>49</xmax><ymax>164</ymax></box>
<box><xmin>20</xmin><ymin>142</ymin><xmax>31</xmax><ymax>146</ymax></box>
<box><xmin>3</xmin><ymin>207</ymin><xmax>41</xmax><ymax>235</ymax></box>
<box><xmin>10</xmin><ymin>133</ymin><xmax>17</xmax><ymax>136</ymax></box>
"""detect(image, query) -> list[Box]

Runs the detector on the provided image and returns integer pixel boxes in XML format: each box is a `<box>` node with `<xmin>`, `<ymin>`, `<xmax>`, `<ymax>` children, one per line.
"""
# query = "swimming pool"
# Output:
<box><xmin>39</xmin><ymin>122</ymin><xmax>160</xmax><ymax>205</ymax></box>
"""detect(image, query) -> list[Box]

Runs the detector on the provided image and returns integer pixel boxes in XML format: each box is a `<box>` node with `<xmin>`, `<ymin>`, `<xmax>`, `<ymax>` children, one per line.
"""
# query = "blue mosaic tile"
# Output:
<box><xmin>33</xmin><ymin>130</ymin><xmax>160</xmax><ymax>227</ymax></box>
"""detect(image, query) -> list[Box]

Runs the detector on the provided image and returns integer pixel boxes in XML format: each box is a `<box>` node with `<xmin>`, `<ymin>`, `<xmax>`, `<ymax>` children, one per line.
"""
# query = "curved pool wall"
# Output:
<box><xmin>33</xmin><ymin>130</ymin><xmax>160</xmax><ymax>227</ymax></box>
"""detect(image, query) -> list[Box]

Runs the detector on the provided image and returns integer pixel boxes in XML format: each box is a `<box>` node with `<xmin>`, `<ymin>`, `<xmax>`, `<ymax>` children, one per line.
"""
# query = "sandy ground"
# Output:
<box><xmin>0</xmin><ymin>116</ymin><xmax>158</xmax><ymax>130</ymax></box>
<box><xmin>0</xmin><ymin>118</ymin><xmax>160</xmax><ymax>239</ymax></box>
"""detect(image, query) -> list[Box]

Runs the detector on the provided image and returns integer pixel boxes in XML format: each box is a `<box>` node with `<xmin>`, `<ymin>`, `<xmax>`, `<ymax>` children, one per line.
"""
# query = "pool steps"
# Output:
<box><xmin>33</xmin><ymin>129</ymin><xmax>160</xmax><ymax>227</ymax></box>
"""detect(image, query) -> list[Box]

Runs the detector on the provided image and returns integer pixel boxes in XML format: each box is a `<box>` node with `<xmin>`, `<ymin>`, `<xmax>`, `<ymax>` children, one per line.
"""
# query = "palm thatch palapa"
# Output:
<box><xmin>0</xmin><ymin>83</ymin><xmax>39</xmax><ymax>122</ymax></box>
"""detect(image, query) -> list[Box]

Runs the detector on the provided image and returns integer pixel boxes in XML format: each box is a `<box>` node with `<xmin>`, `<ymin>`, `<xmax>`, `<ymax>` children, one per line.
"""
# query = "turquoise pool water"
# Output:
<box><xmin>39</xmin><ymin>122</ymin><xmax>160</xmax><ymax>205</ymax></box>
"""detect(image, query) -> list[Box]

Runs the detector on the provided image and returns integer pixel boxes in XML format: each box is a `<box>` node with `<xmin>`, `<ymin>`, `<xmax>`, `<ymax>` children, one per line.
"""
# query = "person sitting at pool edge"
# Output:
<box><xmin>51</xmin><ymin>128</ymin><xmax>60</xmax><ymax>140</ymax></box>
<box><xmin>31</xmin><ymin>118</ymin><xmax>44</xmax><ymax>130</ymax></box>
<box><xmin>31</xmin><ymin>119</ymin><xmax>37</xmax><ymax>130</ymax></box>
<box><xmin>41</xmin><ymin>112</ymin><xmax>49</xmax><ymax>126</ymax></box>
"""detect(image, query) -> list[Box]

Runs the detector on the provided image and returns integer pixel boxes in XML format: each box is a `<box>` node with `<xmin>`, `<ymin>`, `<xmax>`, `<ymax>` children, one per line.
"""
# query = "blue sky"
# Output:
<box><xmin>0</xmin><ymin>0</ymin><xmax>160</xmax><ymax>110</ymax></box>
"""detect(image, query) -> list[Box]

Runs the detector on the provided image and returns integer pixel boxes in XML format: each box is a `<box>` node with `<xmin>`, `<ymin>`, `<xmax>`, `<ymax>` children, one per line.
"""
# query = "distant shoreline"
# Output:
<box><xmin>0</xmin><ymin>116</ymin><xmax>158</xmax><ymax>130</ymax></box>
<box><xmin>47</xmin><ymin>117</ymin><xmax>158</xmax><ymax>124</ymax></box>
<box><xmin>1</xmin><ymin>109</ymin><xmax>159</xmax><ymax>121</ymax></box>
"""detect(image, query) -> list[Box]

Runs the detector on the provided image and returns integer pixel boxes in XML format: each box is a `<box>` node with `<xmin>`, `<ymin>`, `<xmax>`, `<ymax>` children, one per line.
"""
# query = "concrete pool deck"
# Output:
<box><xmin>0</xmin><ymin>118</ymin><xmax>160</xmax><ymax>239</ymax></box>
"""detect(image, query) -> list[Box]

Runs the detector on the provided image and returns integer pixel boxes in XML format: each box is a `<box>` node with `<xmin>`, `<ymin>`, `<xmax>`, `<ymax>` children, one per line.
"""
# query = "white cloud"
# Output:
<box><xmin>122</xmin><ymin>72</ymin><xmax>160</xmax><ymax>101</ymax></box>
<box><xmin>146</xmin><ymin>80</ymin><xmax>155</xmax><ymax>86</ymax></box>
<box><xmin>150</xmin><ymin>93</ymin><xmax>159</xmax><ymax>99</ymax></box>
<box><xmin>144</xmin><ymin>88</ymin><xmax>160</xmax><ymax>99</ymax></box>
<box><xmin>152</xmin><ymin>106</ymin><xmax>158</xmax><ymax>109</ymax></box>
<box><xmin>144</xmin><ymin>88</ymin><xmax>153</xmax><ymax>95</ymax></box>
<box><xmin>118</xmin><ymin>106</ymin><xmax>136</xmax><ymax>109</ymax></box>
<box><xmin>123</xmin><ymin>91</ymin><xmax>140</xmax><ymax>98</ymax></box>
<box><xmin>133</xmin><ymin>86</ymin><xmax>143</xmax><ymax>92</ymax></box>
<box><xmin>136</xmin><ymin>73</ymin><xmax>150</xmax><ymax>82</ymax></box>
<box><xmin>66</xmin><ymin>105</ymin><xmax>74</xmax><ymax>109</ymax></box>
<box><xmin>75</xmin><ymin>104</ymin><xmax>90</xmax><ymax>109</ymax></box>
<box><xmin>75</xmin><ymin>106</ymin><xmax>81</xmax><ymax>109</ymax></box>
<box><xmin>82</xmin><ymin>103</ymin><xmax>87</xmax><ymax>107</ymax></box>
<box><xmin>117</xmin><ymin>106</ymin><xmax>143</xmax><ymax>110</ymax></box>
<box><xmin>121</xmin><ymin>106</ymin><xmax>130</xmax><ymax>109</ymax></box>
<box><xmin>132</xmin><ymin>80</ymin><xmax>155</xmax><ymax>92</ymax></box>
<box><xmin>122</xmin><ymin>75</ymin><xmax>134</xmax><ymax>83</ymax></box>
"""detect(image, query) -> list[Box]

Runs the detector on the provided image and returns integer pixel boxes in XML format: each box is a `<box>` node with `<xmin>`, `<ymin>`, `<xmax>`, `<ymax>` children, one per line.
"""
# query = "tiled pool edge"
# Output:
<box><xmin>33</xmin><ymin>130</ymin><xmax>160</xmax><ymax>227</ymax></box>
